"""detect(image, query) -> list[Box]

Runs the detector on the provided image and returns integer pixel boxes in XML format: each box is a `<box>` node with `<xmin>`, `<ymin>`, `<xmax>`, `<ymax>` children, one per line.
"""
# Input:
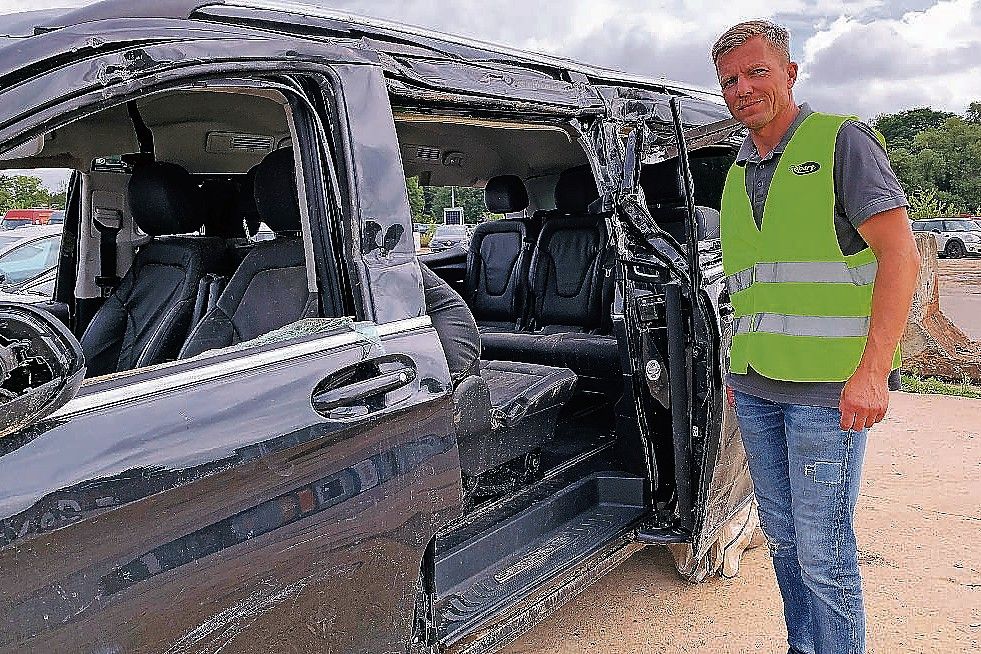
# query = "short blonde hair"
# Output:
<box><xmin>712</xmin><ymin>20</ymin><xmax>791</xmax><ymax>67</ymax></box>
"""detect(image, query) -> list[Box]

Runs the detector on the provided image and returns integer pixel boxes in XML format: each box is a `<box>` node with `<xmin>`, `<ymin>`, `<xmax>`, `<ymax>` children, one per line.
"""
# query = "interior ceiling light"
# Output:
<box><xmin>416</xmin><ymin>146</ymin><xmax>442</xmax><ymax>161</ymax></box>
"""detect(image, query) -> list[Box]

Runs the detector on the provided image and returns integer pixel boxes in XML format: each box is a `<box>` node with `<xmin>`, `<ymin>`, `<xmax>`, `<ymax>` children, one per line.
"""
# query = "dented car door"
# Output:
<box><xmin>592</xmin><ymin>89</ymin><xmax>755</xmax><ymax>567</ymax></box>
<box><xmin>0</xmin><ymin>23</ymin><xmax>456</xmax><ymax>654</ymax></box>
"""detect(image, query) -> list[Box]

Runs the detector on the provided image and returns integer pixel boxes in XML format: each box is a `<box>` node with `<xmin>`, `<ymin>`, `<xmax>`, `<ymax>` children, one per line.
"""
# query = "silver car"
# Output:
<box><xmin>429</xmin><ymin>224</ymin><xmax>472</xmax><ymax>252</ymax></box>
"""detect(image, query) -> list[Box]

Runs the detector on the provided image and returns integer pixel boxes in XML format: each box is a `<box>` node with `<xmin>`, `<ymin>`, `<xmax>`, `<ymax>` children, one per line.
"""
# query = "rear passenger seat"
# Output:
<box><xmin>464</xmin><ymin>175</ymin><xmax>537</xmax><ymax>332</ymax></box>
<box><xmin>477</xmin><ymin>167</ymin><xmax>621</xmax><ymax>378</ymax></box>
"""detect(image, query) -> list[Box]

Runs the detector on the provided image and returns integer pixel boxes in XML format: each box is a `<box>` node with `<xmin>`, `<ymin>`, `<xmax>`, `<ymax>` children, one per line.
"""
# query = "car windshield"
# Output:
<box><xmin>946</xmin><ymin>220</ymin><xmax>979</xmax><ymax>232</ymax></box>
<box><xmin>435</xmin><ymin>225</ymin><xmax>467</xmax><ymax>236</ymax></box>
<box><xmin>0</xmin><ymin>236</ymin><xmax>61</xmax><ymax>285</ymax></box>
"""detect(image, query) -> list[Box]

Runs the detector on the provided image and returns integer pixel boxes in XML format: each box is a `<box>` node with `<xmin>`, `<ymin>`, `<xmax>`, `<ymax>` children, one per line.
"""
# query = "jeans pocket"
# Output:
<box><xmin>804</xmin><ymin>460</ymin><xmax>843</xmax><ymax>485</ymax></box>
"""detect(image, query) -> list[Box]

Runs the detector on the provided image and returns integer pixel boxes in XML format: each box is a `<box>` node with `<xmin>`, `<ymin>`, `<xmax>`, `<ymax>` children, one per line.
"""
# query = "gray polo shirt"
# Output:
<box><xmin>726</xmin><ymin>103</ymin><xmax>907</xmax><ymax>408</ymax></box>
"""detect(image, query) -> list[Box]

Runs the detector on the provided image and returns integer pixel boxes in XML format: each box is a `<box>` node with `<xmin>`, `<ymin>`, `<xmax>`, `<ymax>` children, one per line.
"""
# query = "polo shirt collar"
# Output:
<box><xmin>735</xmin><ymin>103</ymin><xmax>814</xmax><ymax>166</ymax></box>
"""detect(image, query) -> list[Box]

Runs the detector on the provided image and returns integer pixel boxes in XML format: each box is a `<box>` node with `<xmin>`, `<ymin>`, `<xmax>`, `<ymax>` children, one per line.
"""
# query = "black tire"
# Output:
<box><xmin>945</xmin><ymin>240</ymin><xmax>966</xmax><ymax>259</ymax></box>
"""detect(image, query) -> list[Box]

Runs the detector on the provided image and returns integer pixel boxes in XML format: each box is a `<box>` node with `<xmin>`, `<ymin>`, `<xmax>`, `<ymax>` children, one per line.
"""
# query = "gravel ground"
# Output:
<box><xmin>504</xmin><ymin>261</ymin><xmax>981</xmax><ymax>653</ymax></box>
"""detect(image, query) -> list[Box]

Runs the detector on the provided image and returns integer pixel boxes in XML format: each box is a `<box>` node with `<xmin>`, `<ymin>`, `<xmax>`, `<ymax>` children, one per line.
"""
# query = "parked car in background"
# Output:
<box><xmin>47</xmin><ymin>210</ymin><xmax>65</xmax><ymax>224</ymax></box>
<box><xmin>428</xmin><ymin>223</ymin><xmax>472</xmax><ymax>252</ymax></box>
<box><xmin>0</xmin><ymin>208</ymin><xmax>55</xmax><ymax>230</ymax></box>
<box><xmin>912</xmin><ymin>218</ymin><xmax>981</xmax><ymax>258</ymax></box>
<box><xmin>0</xmin><ymin>224</ymin><xmax>61</xmax><ymax>286</ymax></box>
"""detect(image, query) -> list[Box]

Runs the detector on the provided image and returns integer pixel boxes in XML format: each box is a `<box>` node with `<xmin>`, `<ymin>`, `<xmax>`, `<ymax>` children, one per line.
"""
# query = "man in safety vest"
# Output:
<box><xmin>712</xmin><ymin>20</ymin><xmax>919</xmax><ymax>654</ymax></box>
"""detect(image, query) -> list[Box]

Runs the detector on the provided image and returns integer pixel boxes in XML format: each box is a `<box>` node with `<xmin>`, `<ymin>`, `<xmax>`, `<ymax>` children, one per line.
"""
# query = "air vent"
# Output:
<box><xmin>416</xmin><ymin>146</ymin><xmax>442</xmax><ymax>161</ymax></box>
<box><xmin>230</xmin><ymin>134</ymin><xmax>275</xmax><ymax>151</ymax></box>
<box><xmin>206</xmin><ymin>132</ymin><xmax>275</xmax><ymax>155</ymax></box>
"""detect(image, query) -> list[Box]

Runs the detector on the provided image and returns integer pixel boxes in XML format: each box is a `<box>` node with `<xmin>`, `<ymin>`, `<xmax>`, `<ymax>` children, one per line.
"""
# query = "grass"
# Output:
<box><xmin>900</xmin><ymin>373</ymin><xmax>981</xmax><ymax>399</ymax></box>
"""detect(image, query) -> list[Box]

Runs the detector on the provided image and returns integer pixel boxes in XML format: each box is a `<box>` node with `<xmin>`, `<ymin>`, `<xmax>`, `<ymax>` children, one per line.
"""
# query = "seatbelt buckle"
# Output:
<box><xmin>96</xmin><ymin>275</ymin><xmax>120</xmax><ymax>297</ymax></box>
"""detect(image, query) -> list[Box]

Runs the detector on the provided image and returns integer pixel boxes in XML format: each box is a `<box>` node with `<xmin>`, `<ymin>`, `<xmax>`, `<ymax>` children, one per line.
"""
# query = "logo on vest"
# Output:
<box><xmin>791</xmin><ymin>161</ymin><xmax>821</xmax><ymax>175</ymax></box>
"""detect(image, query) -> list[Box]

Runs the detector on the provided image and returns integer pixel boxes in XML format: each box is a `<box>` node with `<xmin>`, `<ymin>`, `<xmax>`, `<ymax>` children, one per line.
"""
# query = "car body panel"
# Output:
<box><xmin>0</xmin><ymin>225</ymin><xmax>62</xmax><ymax>287</ymax></box>
<box><xmin>429</xmin><ymin>225</ymin><xmax>471</xmax><ymax>252</ymax></box>
<box><xmin>0</xmin><ymin>319</ymin><xmax>457</xmax><ymax>652</ymax></box>
<box><xmin>589</xmin><ymin>95</ymin><xmax>753</xmax><ymax>558</ymax></box>
<box><xmin>0</xmin><ymin>3</ymin><xmax>756</xmax><ymax>650</ymax></box>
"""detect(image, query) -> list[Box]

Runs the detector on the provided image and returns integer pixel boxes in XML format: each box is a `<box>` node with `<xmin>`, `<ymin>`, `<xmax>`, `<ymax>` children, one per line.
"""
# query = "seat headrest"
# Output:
<box><xmin>127</xmin><ymin>162</ymin><xmax>203</xmax><ymax>236</ymax></box>
<box><xmin>253</xmin><ymin>148</ymin><xmax>301</xmax><ymax>234</ymax></box>
<box><xmin>199</xmin><ymin>178</ymin><xmax>246</xmax><ymax>238</ymax></box>
<box><xmin>485</xmin><ymin>175</ymin><xmax>529</xmax><ymax>214</ymax></box>
<box><xmin>236</xmin><ymin>167</ymin><xmax>261</xmax><ymax>236</ymax></box>
<box><xmin>554</xmin><ymin>165</ymin><xmax>599</xmax><ymax>214</ymax></box>
<box><xmin>640</xmin><ymin>158</ymin><xmax>685</xmax><ymax>208</ymax></box>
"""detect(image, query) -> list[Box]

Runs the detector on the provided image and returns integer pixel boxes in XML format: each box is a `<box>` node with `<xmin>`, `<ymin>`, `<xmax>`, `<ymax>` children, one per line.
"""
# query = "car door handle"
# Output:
<box><xmin>311</xmin><ymin>355</ymin><xmax>416</xmax><ymax>417</ymax></box>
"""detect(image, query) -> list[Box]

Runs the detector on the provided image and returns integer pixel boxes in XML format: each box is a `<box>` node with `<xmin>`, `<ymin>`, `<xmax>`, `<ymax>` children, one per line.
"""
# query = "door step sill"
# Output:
<box><xmin>435</xmin><ymin>472</ymin><xmax>646</xmax><ymax>645</ymax></box>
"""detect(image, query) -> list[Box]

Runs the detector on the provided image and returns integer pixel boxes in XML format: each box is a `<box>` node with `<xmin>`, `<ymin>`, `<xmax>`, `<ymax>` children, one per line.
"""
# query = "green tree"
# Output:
<box><xmin>422</xmin><ymin>185</ymin><xmax>437</xmax><ymax>222</ymax></box>
<box><xmin>878</xmin><ymin>103</ymin><xmax>981</xmax><ymax>215</ymax></box>
<box><xmin>0</xmin><ymin>174</ymin><xmax>50</xmax><ymax>212</ymax></box>
<box><xmin>405</xmin><ymin>176</ymin><xmax>425</xmax><ymax>223</ymax></box>
<box><xmin>873</xmin><ymin>107</ymin><xmax>956</xmax><ymax>148</ymax></box>
<box><xmin>0</xmin><ymin>178</ymin><xmax>12</xmax><ymax>215</ymax></box>
<box><xmin>908</xmin><ymin>117</ymin><xmax>981</xmax><ymax>212</ymax></box>
<box><xmin>907</xmin><ymin>187</ymin><xmax>960</xmax><ymax>219</ymax></box>
<box><xmin>967</xmin><ymin>101</ymin><xmax>981</xmax><ymax>125</ymax></box>
<box><xmin>427</xmin><ymin>186</ymin><xmax>490</xmax><ymax>224</ymax></box>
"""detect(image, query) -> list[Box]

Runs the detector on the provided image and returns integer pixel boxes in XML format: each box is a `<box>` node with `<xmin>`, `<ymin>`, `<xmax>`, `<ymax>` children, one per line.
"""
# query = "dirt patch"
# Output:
<box><xmin>504</xmin><ymin>392</ymin><xmax>981</xmax><ymax>654</ymax></box>
<box><xmin>938</xmin><ymin>259</ymin><xmax>981</xmax><ymax>342</ymax></box>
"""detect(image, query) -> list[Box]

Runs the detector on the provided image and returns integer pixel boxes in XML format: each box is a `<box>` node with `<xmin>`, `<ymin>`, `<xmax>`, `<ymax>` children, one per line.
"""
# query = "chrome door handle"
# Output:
<box><xmin>311</xmin><ymin>355</ymin><xmax>416</xmax><ymax>417</ymax></box>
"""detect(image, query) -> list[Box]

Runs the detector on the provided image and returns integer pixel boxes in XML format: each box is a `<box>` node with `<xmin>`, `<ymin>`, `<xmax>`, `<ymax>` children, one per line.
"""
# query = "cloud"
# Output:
<box><xmin>0</xmin><ymin>0</ymin><xmax>976</xmax><ymax>120</ymax></box>
<box><xmin>796</xmin><ymin>0</ymin><xmax>981</xmax><ymax>118</ymax></box>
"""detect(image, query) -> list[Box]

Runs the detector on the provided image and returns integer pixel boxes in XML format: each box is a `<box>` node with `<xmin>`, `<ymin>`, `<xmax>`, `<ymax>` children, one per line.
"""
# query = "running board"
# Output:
<box><xmin>435</xmin><ymin>472</ymin><xmax>646</xmax><ymax>645</ymax></box>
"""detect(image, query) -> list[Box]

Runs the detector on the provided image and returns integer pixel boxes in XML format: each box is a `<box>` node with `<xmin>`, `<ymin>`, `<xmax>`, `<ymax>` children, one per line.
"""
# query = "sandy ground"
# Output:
<box><xmin>938</xmin><ymin>259</ymin><xmax>981</xmax><ymax>341</ymax></box>
<box><xmin>504</xmin><ymin>392</ymin><xmax>980</xmax><ymax>654</ymax></box>
<box><xmin>505</xmin><ymin>261</ymin><xmax>981</xmax><ymax>652</ymax></box>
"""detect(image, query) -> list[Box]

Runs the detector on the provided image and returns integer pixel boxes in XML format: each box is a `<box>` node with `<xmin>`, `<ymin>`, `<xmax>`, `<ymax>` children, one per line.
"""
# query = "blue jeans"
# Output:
<box><xmin>733</xmin><ymin>391</ymin><xmax>868</xmax><ymax>654</ymax></box>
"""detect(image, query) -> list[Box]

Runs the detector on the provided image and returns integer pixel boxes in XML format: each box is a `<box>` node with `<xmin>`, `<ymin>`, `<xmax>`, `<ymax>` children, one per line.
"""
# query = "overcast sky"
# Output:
<box><xmin>2</xmin><ymin>0</ymin><xmax>978</xmax><ymax>119</ymax></box>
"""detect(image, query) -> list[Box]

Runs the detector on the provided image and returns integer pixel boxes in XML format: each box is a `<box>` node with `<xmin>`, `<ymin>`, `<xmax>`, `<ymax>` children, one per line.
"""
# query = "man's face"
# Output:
<box><xmin>716</xmin><ymin>36</ymin><xmax>798</xmax><ymax>131</ymax></box>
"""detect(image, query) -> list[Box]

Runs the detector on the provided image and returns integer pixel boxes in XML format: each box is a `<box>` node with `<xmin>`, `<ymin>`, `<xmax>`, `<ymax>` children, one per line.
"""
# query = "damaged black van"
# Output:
<box><xmin>0</xmin><ymin>2</ymin><xmax>753</xmax><ymax>652</ymax></box>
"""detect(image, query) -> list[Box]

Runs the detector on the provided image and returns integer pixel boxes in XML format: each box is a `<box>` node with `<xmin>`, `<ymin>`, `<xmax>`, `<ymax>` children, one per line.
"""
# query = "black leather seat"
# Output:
<box><xmin>464</xmin><ymin>175</ymin><xmax>534</xmax><ymax>332</ymax></box>
<box><xmin>179</xmin><ymin>148</ymin><xmax>317</xmax><ymax>358</ymax></box>
<box><xmin>481</xmin><ymin>166</ymin><xmax>620</xmax><ymax>377</ymax></box>
<box><xmin>458</xmin><ymin>359</ymin><xmax>576</xmax><ymax>478</ymax></box>
<box><xmin>640</xmin><ymin>158</ymin><xmax>721</xmax><ymax>243</ymax></box>
<box><xmin>80</xmin><ymin>162</ymin><xmax>233</xmax><ymax>377</ymax></box>
<box><xmin>421</xmin><ymin>258</ymin><xmax>577</xmax><ymax>480</ymax></box>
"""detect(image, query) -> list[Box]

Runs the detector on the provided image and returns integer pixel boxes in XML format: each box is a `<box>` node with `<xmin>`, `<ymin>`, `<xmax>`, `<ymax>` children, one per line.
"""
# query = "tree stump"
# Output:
<box><xmin>901</xmin><ymin>234</ymin><xmax>981</xmax><ymax>382</ymax></box>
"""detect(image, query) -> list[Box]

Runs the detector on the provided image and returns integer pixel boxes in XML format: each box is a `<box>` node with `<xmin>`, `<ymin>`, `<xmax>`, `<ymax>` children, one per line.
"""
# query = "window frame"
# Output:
<box><xmin>1</xmin><ymin>73</ymin><xmax>356</xmax><ymax>389</ymax></box>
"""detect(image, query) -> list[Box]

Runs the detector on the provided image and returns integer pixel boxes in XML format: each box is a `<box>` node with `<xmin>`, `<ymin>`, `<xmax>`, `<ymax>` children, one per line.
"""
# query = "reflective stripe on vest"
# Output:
<box><xmin>733</xmin><ymin>313</ymin><xmax>871</xmax><ymax>338</ymax></box>
<box><xmin>725</xmin><ymin>260</ymin><xmax>878</xmax><ymax>295</ymax></box>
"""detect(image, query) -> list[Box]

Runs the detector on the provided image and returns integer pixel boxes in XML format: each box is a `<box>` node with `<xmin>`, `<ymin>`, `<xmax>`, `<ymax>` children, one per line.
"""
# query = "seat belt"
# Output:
<box><xmin>516</xmin><ymin>238</ymin><xmax>535</xmax><ymax>331</ymax></box>
<box><xmin>599</xmin><ymin>214</ymin><xmax>618</xmax><ymax>334</ymax></box>
<box><xmin>93</xmin><ymin>208</ymin><xmax>123</xmax><ymax>297</ymax></box>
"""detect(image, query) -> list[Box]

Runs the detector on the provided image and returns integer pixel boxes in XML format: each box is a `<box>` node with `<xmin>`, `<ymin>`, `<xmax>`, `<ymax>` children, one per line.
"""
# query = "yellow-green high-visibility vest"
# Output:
<box><xmin>720</xmin><ymin>112</ymin><xmax>901</xmax><ymax>382</ymax></box>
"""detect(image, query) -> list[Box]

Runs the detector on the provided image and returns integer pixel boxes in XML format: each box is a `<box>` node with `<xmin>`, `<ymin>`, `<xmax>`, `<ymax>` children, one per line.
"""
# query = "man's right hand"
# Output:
<box><xmin>727</xmin><ymin>385</ymin><xmax>736</xmax><ymax>407</ymax></box>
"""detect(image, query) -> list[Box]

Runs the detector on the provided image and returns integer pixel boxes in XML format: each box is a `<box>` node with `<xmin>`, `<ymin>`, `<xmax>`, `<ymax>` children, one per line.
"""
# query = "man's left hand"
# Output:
<box><xmin>839</xmin><ymin>366</ymin><xmax>889</xmax><ymax>432</ymax></box>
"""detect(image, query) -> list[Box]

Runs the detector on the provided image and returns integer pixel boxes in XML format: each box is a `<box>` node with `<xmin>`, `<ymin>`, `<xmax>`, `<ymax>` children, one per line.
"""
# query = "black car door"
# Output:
<box><xmin>0</xmin><ymin>24</ymin><xmax>456</xmax><ymax>654</ymax></box>
<box><xmin>595</xmin><ymin>89</ymin><xmax>754</xmax><ymax>564</ymax></box>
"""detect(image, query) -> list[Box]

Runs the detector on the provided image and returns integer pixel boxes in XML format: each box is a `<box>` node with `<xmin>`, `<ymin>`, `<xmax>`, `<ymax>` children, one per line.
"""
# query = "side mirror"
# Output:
<box><xmin>0</xmin><ymin>303</ymin><xmax>85</xmax><ymax>438</ymax></box>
